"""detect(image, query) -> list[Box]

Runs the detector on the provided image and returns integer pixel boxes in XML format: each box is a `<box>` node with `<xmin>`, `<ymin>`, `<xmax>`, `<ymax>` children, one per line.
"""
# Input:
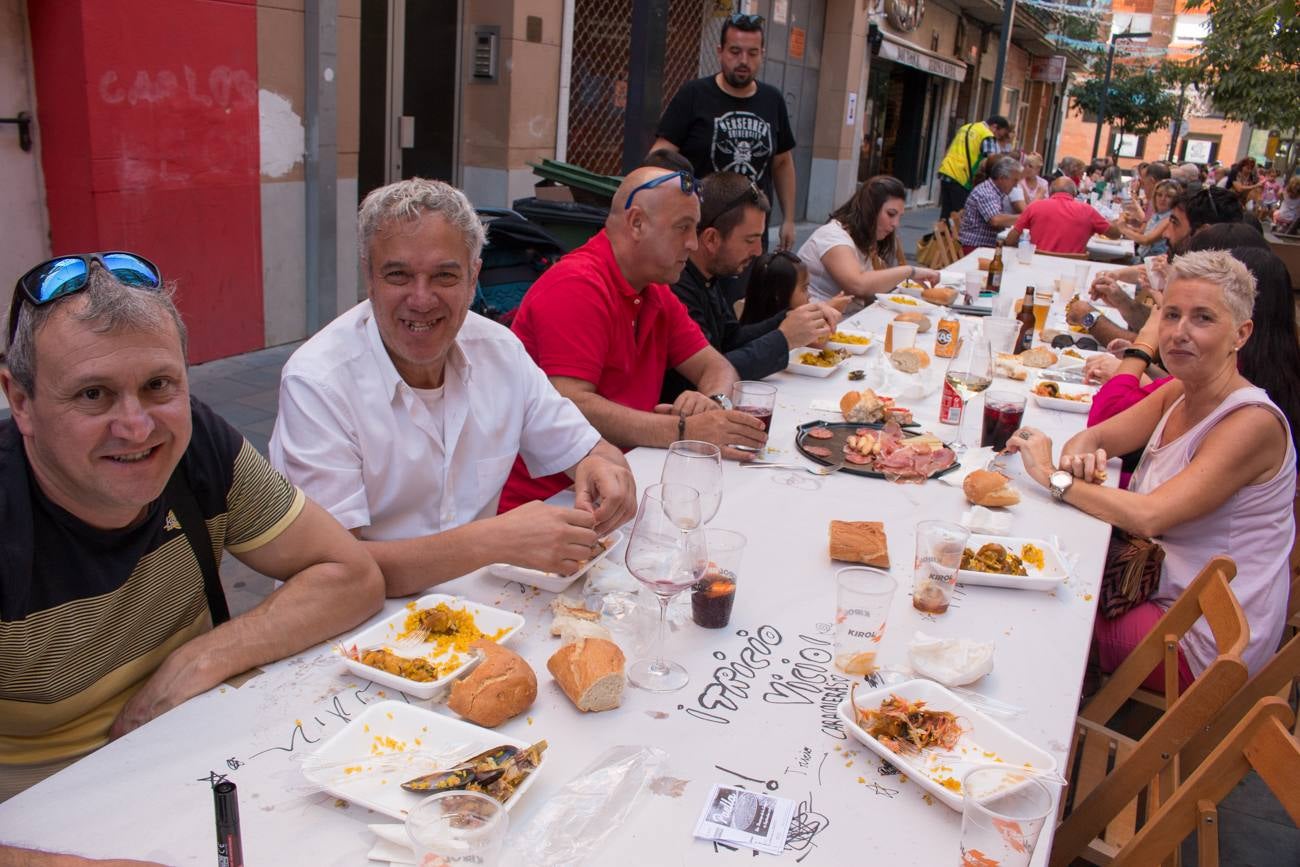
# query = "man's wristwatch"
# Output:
<box><xmin>1049</xmin><ymin>470</ymin><xmax>1074</xmax><ymax>501</ymax></box>
<box><xmin>710</xmin><ymin>393</ymin><xmax>733</xmax><ymax>410</ymax></box>
<box><xmin>1080</xmin><ymin>311</ymin><xmax>1099</xmax><ymax>332</ymax></box>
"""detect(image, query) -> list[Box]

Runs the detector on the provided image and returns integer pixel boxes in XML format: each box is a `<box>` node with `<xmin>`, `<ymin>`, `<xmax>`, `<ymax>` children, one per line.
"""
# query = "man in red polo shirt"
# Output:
<box><xmin>500</xmin><ymin>166</ymin><xmax>768</xmax><ymax>511</ymax></box>
<box><xmin>1005</xmin><ymin>177</ymin><xmax>1121</xmax><ymax>255</ymax></box>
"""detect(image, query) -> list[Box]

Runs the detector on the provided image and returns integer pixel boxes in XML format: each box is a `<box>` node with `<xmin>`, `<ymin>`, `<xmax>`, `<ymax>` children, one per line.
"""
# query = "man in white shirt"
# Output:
<box><xmin>270</xmin><ymin>179</ymin><xmax>637</xmax><ymax>596</ymax></box>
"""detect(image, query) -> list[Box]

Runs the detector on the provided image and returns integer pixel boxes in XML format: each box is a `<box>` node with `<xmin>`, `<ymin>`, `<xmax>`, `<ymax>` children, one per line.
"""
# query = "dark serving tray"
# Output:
<box><xmin>793</xmin><ymin>420</ymin><xmax>961</xmax><ymax>481</ymax></box>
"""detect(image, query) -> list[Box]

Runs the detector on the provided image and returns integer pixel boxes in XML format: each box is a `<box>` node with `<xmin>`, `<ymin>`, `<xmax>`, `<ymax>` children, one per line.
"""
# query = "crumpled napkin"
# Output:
<box><xmin>961</xmin><ymin>506</ymin><xmax>1012</xmax><ymax>536</ymax></box>
<box><xmin>907</xmin><ymin>631</ymin><xmax>995</xmax><ymax>686</ymax></box>
<box><xmin>367</xmin><ymin>823</ymin><xmax>414</xmax><ymax>865</ymax></box>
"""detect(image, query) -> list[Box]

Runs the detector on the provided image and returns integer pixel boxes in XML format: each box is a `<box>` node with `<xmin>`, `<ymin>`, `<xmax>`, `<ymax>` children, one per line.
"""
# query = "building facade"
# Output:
<box><xmin>2</xmin><ymin>0</ymin><xmax>1079</xmax><ymax>365</ymax></box>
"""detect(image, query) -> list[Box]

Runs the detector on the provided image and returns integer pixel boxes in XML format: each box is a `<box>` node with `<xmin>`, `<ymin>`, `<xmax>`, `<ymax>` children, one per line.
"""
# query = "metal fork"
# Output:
<box><xmin>741</xmin><ymin>460</ymin><xmax>845</xmax><ymax>476</ymax></box>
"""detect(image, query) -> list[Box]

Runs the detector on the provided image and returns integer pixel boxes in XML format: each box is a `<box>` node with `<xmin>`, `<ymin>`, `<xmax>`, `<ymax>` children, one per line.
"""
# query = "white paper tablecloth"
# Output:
<box><xmin>0</xmin><ymin>262</ymin><xmax>1122</xmax><ymax>866</ymax></box>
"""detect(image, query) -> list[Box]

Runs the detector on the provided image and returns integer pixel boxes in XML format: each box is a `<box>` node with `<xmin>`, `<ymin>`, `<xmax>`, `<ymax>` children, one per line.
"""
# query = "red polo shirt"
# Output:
<box><xmin>1012</xmin><ymin>192</ymin><xmax>1113</xmax><ymax>254</ymax></box>
<box><xmin>499</xmin><ymin>230</ymin><xmax>708</xmax><ymax>510</ymax></box>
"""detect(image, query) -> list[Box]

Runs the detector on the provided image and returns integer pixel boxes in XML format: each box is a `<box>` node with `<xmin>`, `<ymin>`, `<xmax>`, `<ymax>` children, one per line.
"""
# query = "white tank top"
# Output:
<box><xmin>1130</xmin><ymin>386</ymin><xmax>1296</xmax><ymax>676</ymax></box>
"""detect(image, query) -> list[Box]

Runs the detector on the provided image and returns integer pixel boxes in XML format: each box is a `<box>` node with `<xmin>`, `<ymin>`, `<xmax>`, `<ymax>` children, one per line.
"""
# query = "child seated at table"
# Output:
<box><xmin>739</xmin><ymin>250</ymin><xmax>823</xmax><ymax>324</ymax></box>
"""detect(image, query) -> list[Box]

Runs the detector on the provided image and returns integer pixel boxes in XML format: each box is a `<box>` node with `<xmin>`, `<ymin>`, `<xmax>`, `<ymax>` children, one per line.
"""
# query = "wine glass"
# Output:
<box><xmin>943</xmin><ymin>326</ymin><xmax>993</xmax><ymax>455</ymax></box>
<box><xmin>624</xmin><ymin>483</ymin><xmax>709</xmax><ymax>692</ymax></box>
<box><xmin>661</xmin><ymin>441</ymin><xmax>723</xmax><ymax>524</ymax></box>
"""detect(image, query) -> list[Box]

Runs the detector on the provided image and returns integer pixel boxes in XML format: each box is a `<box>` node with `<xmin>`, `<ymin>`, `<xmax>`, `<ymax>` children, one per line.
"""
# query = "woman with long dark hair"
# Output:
<box><xmin>796</xmin><ymin>175</ymin><xmax>939</xmax><ymax>315</ymax></box>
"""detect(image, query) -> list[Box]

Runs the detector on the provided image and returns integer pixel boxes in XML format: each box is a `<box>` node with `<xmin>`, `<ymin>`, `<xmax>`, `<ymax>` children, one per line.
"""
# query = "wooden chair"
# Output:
<box><xmin>931</xmin><ymin>219</ymin><xmax>961</xmax><ymax>268</ymax></box>
<box><xmin>894</xmin><ymin>233</ymin><xmax>908</xmax><ymax>270</ymax></box>
<box><xmin>1039</xmin><ymin>250</ymin><xmax>1090</xmax><ymax>260</ymax></box>
<box><xmin>1108</xmin><ymin>697</ymin><xmax>1300</xmax><ymax>867</ymax></box>
<box><xmin>1048</xmin><ymin>556</ymin><xmax>1250</xmax><ymax>867</ymax></box>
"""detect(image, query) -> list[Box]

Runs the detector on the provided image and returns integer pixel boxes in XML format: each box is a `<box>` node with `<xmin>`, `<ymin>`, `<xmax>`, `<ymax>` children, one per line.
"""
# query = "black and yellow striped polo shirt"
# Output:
<box><xmin>0</xmin><ymin>397</ymin><xmax>303</xmax><ymax>795</ymax></box>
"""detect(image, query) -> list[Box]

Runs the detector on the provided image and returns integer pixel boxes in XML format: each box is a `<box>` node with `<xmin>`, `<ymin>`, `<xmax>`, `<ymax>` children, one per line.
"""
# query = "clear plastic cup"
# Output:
<box><xmin>982</xmin><ymin>318</ymin><xmax>1021</xmax><ymax>355</ymax></box>
<box><xmin>889</xmin><ymin>320</ymin><xmax>919</xmax><ymax>351</ymax></box>
<box><xmin>833</xmin><ymin>567</ymin><xmax>897</xmax><ymax>674</ymax></box>
<box><xmin>1016</xmin><ymin>242</ymin><xmax>1035</xmax><ymax>265</ymax></box>
<box><xmin>731</xmin><ymin>381</ymin><xmax>777</xmax><ymax>433</ymax></box>
<box><xmin>692</xmin><ymin>529</ymin><xmax>746</xmax><ymax>629</ymax></box>
<box><xmin>911</xmin><ymin>520</ymin><xmax>969</xmax><ymax>615</ymax></box>
<box><xmin>1073</xmin><ymin>263</ymin><xmax>1091</xmax><ymax>293</ymax></box>
<box><xmin>406</xmin><ymin>791</ymin><xmax>508</xmax><ymax>867</ymax></box>
<box><xmin>959</xmin><ymin>767</ymin><xmax>1055</xmax><ymax>867</ymax></box>
<box><xmin>964</xmin><ymin>271</ymin><xmax>984</xmax><ymax>303</ymax></box>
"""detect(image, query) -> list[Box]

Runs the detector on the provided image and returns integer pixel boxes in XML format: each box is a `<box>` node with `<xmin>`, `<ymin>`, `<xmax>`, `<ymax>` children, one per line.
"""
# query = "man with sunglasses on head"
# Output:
<box><xmin>0</xmin><ymin>257</ymin><xmax>383</xmax><ymax>826</ymax></box>
<box><xmin>499</xmin><ymin>166</ymin><xmax>767</xmax><ymax>512</ymax></box>
<box><xmin>661</xmin><ymin>170</ymin><xmax>843</xmax><ymax>402</ymax></box>
<box><xmin>269</xmin><ymin>179</ymin><xmax>637</xmax><ymax>598</ymax></box>
<box><xmin>651</xmin><ymin>13</ymin><xmax>797</xmax><ymax>251</ymax></box>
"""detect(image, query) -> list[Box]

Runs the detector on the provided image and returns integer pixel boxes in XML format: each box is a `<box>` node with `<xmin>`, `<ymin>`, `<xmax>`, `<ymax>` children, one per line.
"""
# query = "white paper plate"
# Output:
<box><xmin>336</xmin><ymin>595</ymin><xmax>525</xmax><ymax>700</ymax></box>
<box><xmin>825</xmin><ymin>329</ymin><xmax>875</xmax><ymax>355</ymax></box>
<box><xmin>301</xmin><ymin>700</ymin><xmax>544</xmax><ymax>819</ymax></box>
<box><xmin>488</xmin><ymin>530</ymin><xmax>623</xmax><ymax>594</ymax></box>
<box><xmin>788</xmin><ymin>348</ymin><xmax>849</xmax><ymax>378</ymax></box>
<box><xmin>837</xmin><ymin>679</ymin><xmax>1057</xmax><ymax>811</ymax></box>
<box><xmin>958</xmin><ymin>534</ymin><xmax>1067</xmax><ymax>592</ymax></box>
<box><xmin>878</xmin><ymin>294</ymin><xmax>940</xmax><ymax>314</ymax></box>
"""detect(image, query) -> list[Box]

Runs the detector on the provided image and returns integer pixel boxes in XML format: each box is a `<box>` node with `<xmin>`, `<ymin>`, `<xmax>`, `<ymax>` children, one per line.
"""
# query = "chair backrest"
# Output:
<box><xmin>931</xmin><ymin>220</ymin><xmax>961</xmax><ymax>268</ymax></box>
<box><xmin>894</xmin><ymin>234</ymin><xmax>907</xmax><ymax>270</ymax></box>
<box><xmin>1039</xmin><ymin>250</ymin><xmax>1090</xmax><ymax>260</ymax></box>
<box><xmin>1110</xmin><ymin>697</ymin><xmax>1300</xmax><ymax>867</ymax></box>
<box><xmin>1049</xmin><ymin>556</ymin><xmax>1250</xmax><ymax>867</ymax></box>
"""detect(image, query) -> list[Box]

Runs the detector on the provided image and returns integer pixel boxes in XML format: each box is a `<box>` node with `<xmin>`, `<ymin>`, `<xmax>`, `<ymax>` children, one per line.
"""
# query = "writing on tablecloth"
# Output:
<box><xmin>709</xmin><ymin>762</ymin><xmax>832</xmax><ymax>863</ymax></box>
<box><xmin>682</xmin><ymin>627</ymin><xmax>851</xmax><ymax>740</ymax></box>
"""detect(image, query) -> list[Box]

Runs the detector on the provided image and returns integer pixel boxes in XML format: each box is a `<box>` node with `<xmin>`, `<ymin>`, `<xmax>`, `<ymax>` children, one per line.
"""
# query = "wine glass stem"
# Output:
<box><xmin>652</xmin><ymin>594</ymin><xmax>672</xmax><ymax>675</ymax></box>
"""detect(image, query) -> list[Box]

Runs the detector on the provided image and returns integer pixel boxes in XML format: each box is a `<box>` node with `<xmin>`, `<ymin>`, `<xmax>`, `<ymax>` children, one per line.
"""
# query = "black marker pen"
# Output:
<box><xmin>213</xmin><ymin>779</ymin><xmax>244</xmax><ymax>867</ymax></box>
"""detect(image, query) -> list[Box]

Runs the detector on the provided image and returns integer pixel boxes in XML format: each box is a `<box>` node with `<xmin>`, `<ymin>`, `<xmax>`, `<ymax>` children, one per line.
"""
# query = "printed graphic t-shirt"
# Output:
<box><xmin>655</xmin><ymin>76</ymin><xmax>796</xmax><ymax>204</ymax></box>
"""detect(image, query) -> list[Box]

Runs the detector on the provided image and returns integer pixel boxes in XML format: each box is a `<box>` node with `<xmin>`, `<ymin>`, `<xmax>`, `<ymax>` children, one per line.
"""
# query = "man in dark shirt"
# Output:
<box><xmin>651</xmin><ymin>13</ymin><xmax>797</xmax><ymax>250</ymax></box>
<box><xmin>662</xmin><ymin>172</ymin><xmax>839</xmax><ymax>402</ymax></box>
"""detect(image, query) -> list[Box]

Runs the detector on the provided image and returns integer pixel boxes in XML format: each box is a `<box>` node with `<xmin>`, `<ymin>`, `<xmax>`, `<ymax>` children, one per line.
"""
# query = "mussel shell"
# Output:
<box><xmin>399</xmin><ymin>744</ymin><xmax>521</xmax><ymax>793</ymax></box>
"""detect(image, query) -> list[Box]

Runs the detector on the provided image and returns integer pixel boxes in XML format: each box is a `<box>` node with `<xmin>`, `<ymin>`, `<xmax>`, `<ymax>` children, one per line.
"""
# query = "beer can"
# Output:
<box><xmin>938</xmin><ymin>379</ymin><xmax>964</xmax><ymax>425</ymax></box>
<box><xmin>934</xmin><ymin>316</ymin><xmax>960</xmax><ymax>358</ymax></box>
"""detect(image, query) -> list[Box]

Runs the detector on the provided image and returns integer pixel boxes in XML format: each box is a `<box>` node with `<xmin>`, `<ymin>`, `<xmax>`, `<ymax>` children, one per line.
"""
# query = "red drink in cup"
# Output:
<box><xmin>735</xmin><ymin>406</ymin><xmax>773</xmax><ymax>431</ymax></box>
<box><xmin>981</xmin><ymin>391</ymin><xmax>1026</xmax><ymax>452</ymax></box>
<box><xmin>731</xmin><ymin>381</ymin><xmax>777</xmax><ymax>433</ymax></box>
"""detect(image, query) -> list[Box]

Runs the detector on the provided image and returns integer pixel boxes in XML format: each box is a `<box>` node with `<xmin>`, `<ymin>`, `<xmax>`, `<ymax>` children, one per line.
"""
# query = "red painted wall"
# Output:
<box><xmin>28</xmin><ymin>0</ymin><xmax>263</xmax><ymax>363</ymax></box>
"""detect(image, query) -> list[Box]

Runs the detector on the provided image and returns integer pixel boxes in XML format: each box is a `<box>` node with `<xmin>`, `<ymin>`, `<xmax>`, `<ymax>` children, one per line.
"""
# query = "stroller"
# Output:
<box><xmin>471</xmin><ymin>208</ymin><xmax>568</xmax><ymax>326</ymax></box>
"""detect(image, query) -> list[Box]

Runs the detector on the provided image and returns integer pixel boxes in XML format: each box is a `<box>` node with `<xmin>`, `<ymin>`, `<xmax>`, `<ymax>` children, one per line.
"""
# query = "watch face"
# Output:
<box><xmin>1050</xmin><ymin>470</ymin><xmax>1073</xmax><ymax>489</ymax></box>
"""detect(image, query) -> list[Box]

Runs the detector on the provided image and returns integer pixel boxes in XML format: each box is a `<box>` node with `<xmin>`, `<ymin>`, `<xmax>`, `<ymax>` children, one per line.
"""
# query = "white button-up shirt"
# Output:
<box><xmin>268</xmin><ymin>302</ymin><xmax>599</xmax><ymax>541</ymax></box>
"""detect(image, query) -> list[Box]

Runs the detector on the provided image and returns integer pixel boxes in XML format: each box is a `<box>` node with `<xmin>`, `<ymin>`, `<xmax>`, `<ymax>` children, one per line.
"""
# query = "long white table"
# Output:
<box><xmin>0</xmin><ymin>251</ymin><xmax>1122</xmax><ymax>866</ymax></box>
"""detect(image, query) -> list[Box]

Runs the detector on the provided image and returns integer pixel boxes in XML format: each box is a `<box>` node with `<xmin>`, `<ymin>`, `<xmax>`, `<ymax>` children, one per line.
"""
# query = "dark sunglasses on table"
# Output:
<box><xmin>623</xmin><ymin>170</ymin><xmax>701</xmax><ymax>210</ymax></box>
<box><xmin>702</xmin><ymin>181</ymin><xmax>763</xmax><ymax>229</ymax></box>
<box><xmin>1050</xmin><ymin>333</ymin><xmax>1101</xmax><ymax>352</ymax></box>
<box><xmin>8</xmin><ymin>252</ymin><xmax>162</xmax><ymax>344</ymax></box>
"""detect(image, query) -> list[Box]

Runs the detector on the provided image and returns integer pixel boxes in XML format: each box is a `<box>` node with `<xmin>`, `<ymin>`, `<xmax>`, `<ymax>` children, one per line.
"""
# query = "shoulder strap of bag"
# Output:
<box><xmin>165</xmin><ymin>466</ymin><xmax>230</xmax><ymax>625</ymax></box>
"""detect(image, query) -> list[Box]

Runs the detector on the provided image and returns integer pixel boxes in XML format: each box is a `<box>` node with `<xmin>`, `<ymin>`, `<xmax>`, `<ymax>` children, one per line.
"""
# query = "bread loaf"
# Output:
<box><xmin>829</xmin><ymin>520</ymin><xmax>890</xmax><ymax>568</ymax></box>
<box><xmin>962</xmin><ymin>469</ymin><xmax>1021</xmax><ymax>507</ymax></box>
<box><xmin>840</xmin><ymin>388</ymin><xmax>885</xmax><ymax>423</ymax></box>
<box><xmin>894</xmin><ymin>311</ymin><xmax>932</xmax><ymax>333</ymax></box>
<box><xmin>890</xmin><ymin>347</ymin><xmax>931</xmax><ymax>374</ymax></box>
<box><xmin>922</xmin><ymin>285</ymin><xmax>959</xmax><ymax>306</ymax></box>
<box><xmin>1018</xmin><ymin>347</ymin><xmax>1058</xmax><ymax>368</ymax></box>
<box><xmin>447</xmin><ymin>639</ymin><xmax>537</xmax><ymax>727</ymax></box>
<box><xmin>547</xmin><ymin>638</ymin><xmax>625</xmax><ymax>712</ymax></box>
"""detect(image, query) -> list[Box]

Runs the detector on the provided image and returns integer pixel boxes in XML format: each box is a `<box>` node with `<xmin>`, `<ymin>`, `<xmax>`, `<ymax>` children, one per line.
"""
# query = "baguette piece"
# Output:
<box><xmin>962</xmin><ymin>469</ymin><xmax>1021</xmax><ymax>507</ymax></box>
<box><xmin>993</xmin><ymin>353</ymin><xmax>1028</xmax><ymax>381</ymax></box>
<box><xmin>840</xmin><ymin>388</ymin><xmax>885</xmax><ymax>423</ymax></box>
<box><xmin>447</xmin><ymin>639</ymin><xmax>537</xmax><ymax>727</ymax></box>
<box><xmin>922</xmin><ymin>285</ymin><xmax>959</xmax><ymax>306</ymax></box>
<box><xmin>890</xmin><ymin>347</ymin><xmax>931</xmax><ymax>373</ymax></box>
<box><xmin>547</xmin><ymin>638</ymin><xmax>625</xmax><ymax>712</ymax></box>
<box><xmin>894</xmin><ymin>311</ymin><xmax>932</xmax><ymax>333</ymax></box>
<box><xmin>1018</xmin><ymin>346</ymin><xmax>1058</xmax><ymax>368</ymax></box>
<box><xmin>829</xmin><ymin>520</ymin><xmax>890</xmax><ymax>568</ymax></box>
<box><xmin>550</xmin><ymin>596</ymin><xmax>600</xmax><ymax>636</ymax></box>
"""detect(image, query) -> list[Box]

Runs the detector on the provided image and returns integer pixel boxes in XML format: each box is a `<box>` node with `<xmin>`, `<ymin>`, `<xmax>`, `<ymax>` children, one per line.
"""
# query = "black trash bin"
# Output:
<box><xmin>510</xmin><ymin>197</ymin><xmax>609</xmax><ymax>252</ymax></box>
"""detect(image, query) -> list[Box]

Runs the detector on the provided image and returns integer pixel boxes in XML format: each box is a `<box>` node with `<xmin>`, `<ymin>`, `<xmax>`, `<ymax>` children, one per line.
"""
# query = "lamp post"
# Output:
<box><xmin>1090</xmin><ymin>27</ymin><xmax>1152</xmax><ymax>162</ymax></box>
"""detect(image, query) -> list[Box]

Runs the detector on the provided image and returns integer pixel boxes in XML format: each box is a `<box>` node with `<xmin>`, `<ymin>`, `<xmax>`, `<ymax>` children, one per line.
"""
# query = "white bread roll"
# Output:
<box><xmin>890</xmin><ymin>347</ymin><xmax>931</xmax><ymax>374</ymax></box>
<box><xmin>1018</xmin><ymin>346</ymin><xmax>1058</xmax><ymax>368</ymax></box>
<box><xmin>962</xmin><ymin>470</ymin><xmax>1021</xmax><ymax>507</ymax></box>
<box><xmin>839</xmin><ymin>388</ymin><xmax>884</xmax><ymax>423</ymax></box>
<box><xmin>922</xmin><ymin>285</ymin><xmax>959</xmax><ymax>306</ymax></box>
<box><xmin>547</xmin><ymin>638</ymin><xmax>625</xmax><ymax>712</ymax></box>
<box><xmin>447</xmin><ymin>639</ymin><xmax>537</xmax><ymax>727</ymax></box>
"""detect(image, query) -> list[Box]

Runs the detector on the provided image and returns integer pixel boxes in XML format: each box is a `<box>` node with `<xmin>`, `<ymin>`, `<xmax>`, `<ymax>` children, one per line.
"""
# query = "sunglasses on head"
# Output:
<box><xmin>1049</xmin><ymin>333</ymin><xmax>1101</xmax><ymax>352</ymax></box>
<box><xmin>728</xmin><ymin>13</ymin><xmax>765</xmax><ymax>26</ymax></box>
<box><xmin>702</xmin><ymin>181</ymin><xmax>763</xmax><ymax>229</ymax></box>
<box><xmin>9</xmin><ymin>252</ymin><xmax>162</xmax><ymax>345</ymax></box>
<box><xmin>624</xmin><ymin>170</ymin><xmax>701</xmax><ymax>210</ymax></box>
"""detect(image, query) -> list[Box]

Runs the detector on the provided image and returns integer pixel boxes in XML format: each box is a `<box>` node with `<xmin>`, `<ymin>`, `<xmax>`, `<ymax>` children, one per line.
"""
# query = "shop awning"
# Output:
<box><xmin>877</xmin><ymin>32</ymin><xmax>967</xmax><ymax>83</ymax></box>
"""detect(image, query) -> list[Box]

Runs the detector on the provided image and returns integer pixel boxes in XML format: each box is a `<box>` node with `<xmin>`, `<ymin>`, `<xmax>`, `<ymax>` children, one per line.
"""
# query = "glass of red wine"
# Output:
<box><xmin>981</xmin><ymin>390</ymin><xmax>1027</xmax><ymax>452</ymax></box>
<box><xmin>732</xmin><ymin>381</ymin><xmax>777</xmax><ymax>432</ymax></box>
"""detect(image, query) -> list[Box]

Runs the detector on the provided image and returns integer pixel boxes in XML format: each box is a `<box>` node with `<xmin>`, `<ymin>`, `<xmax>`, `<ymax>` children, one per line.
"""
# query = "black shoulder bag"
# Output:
<box><xmin>164</xmin><ymin>466</ymin><xmax>231</xmax><ymax>625</ymax></box>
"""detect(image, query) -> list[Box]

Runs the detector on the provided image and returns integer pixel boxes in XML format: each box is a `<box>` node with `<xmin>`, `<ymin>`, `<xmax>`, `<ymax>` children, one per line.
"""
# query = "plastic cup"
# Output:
<box><xmin>912</xmin><ymin>520</ymin><xmax>969</xmax><ymax>615</ymax></box>
<box><xmin>692</xmin><ymin>529</ymin><xmax>746</xmax><ymax>629</ymax></box>
<box><xmin>982</xmin><ymin>317</ymin><xmax>1021</xmax><ymax>355</ymax></box>
<box><xmin>991</xmin><ymin>290</ymin><xmax>1015</xmax><ymax>318</ymax></box>
<box><xmin>731</xmin><ymin>381</ymin><xmax>776</xmax><ymax>433</ymax></box>
<box><xmin>833</xmin><ymin>567</ymin><xmax>897</xmax><ymax>674</ymax></box>
<box><xmin>1143</xmin><ymin>255</ymin><xmax>1167</xmax><ymax>295</ymax></box>
<box><xmin>965</xmin><ymin>271</ymin><xmax>984</xmax><ymax>302</ymax></box>
<box><xmin>406</xmin><ymin>791</ymin><xmax>508</xmax><ymax>867</ymax></box>
<box><xmin>1016</xmin><ymin>242</ymin><xmax>1035</xmax><ymax>265</ymax></box>
<box><xmin>889</xmin><ymin>320</ymin><xmax>919</xmax><ymax>351</ymax></box>
<box><xmin>1033</xmin><ymin>290</ymin><xmax>1053</xmax><ymax>335</ymax></box>
<box><xmin>1073</xmin><ymin>263</ymin><xmax>1091</xmax><ymax>293</ymax></box>
<box><xmin>981</xmin><ymin>391</ymin><xmax>1027</xmax><ymax>451</ymax></box>
<box><xmin>959</xmin><ymin>767</ymin><xmax>1055</xmax><ymax>867</ymax></box>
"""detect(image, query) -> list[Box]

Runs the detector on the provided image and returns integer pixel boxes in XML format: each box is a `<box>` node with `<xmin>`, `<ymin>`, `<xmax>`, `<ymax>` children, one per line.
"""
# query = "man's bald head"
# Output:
<box><xmin>606</xmin><ymin>167</ymin><xmax>701</xmax><ymax>288</ymax></box>
<box><xmin>1049</xmin><ymin>177</ymin><xmax>1077</xmax><ymax>197</ymax></box>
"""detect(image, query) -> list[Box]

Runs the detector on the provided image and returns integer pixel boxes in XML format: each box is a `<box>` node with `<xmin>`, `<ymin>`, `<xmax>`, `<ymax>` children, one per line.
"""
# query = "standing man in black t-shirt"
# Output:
<box><xmin>651</xmin><ymin>13</ymin><xmax>797</xmax><ymax>251</ymax></box>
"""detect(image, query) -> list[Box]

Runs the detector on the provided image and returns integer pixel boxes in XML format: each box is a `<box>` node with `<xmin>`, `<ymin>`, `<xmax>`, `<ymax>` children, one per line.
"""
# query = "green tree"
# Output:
<box><xmin>1187</xmin><ymin>0</ymin><xmax>1300</xmax><ymax>132</ymax></box>
<box><xmin>1070</xmin><ymin>59</ymin><xmax>1180</xmax><ymax>157</ymax></box>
